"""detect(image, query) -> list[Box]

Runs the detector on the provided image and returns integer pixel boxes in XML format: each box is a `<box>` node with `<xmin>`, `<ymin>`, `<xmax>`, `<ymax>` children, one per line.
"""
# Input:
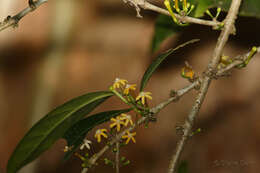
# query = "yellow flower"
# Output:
<box><xmin>113</xmin><ymin>78</ymin><xmax>128</xmax><ymax>89</ymax></box>
<box><xmin>120</xmin><ymin>113</ymin><xmax>133</xmax><ymax>126</ymax></box>
<box><xmin>110</xmin><ymin>116</ymin><xmax>125</xmax><ymax>132</ymax></box>
<box><xmin>122</xmin><ymin>131</ymin><xmax>136</xmax><ymax>144</ymax></box>
<box><xmin>136</xmin><ymin>91</ymin><xmax>152</xmax><ymax>105</ymax></box>
<box><xmin>123</xmin><ymin>84</ymin><xmax>136</xmax><ymax>95</ymax></box>
<box><xmin>94</xmin><ymin>129</ymin><xmax>108</xmax><ymax>143</ymax></box>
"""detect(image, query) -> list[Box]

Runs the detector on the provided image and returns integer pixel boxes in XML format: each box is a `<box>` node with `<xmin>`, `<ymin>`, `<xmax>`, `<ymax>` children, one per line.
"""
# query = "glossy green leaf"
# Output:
<box><xmin>177</xmin><ymin>160</ymin><xmax>188</xmax><ymax>173</ymax></box>
<box><xmin>140</xmin><ymin>39</ymin><xmax>199</xmax><ymax>91</ymax></box>
<box><xmin>63</xmin><ymin>108</ymin><xmax>132</xmax><ymax>160</ymax></box>
<box><xmin>7</xmin><ymin>91</ymin><xmax>113</xmax><ymax>173</ymax></box>
<box><xmin>151</xmin><ymin>15</ymin><xmax>182</xmax><ymax>52</ymax></box>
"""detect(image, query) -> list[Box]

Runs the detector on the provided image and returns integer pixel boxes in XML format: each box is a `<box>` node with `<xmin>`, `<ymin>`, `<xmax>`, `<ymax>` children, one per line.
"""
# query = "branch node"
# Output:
<box><xmin>203</xmin><ymin>68</ymin><xmax>218</xmax><ymax>79</ymax></box>
<box><xmin>194</xmin><ymin>79</ymin><xmax>201</xmax><ymax>90</ymax></box>
<box><xmin>4</xmin><ymin>15</ymin><xmax>12</xmax><ymax>23</ymax></box>
<box><xmin>175</xmin><ymin>125</ymin><xmax>184</xmax><ymax>136</ymax></box>
<box><xmin>170</xmin><ymin>90</ymin><xmax>178</xmax><ymax>99</ymax></box>
<box><xmin>123</xmin><ymin>0</ymin><xmax>144</xmax><ymax>18</ymax></box>
<box><xmin>29</xmin><ymin>0</ymin><xmax>37</xmax><ymax>10</ymax></box>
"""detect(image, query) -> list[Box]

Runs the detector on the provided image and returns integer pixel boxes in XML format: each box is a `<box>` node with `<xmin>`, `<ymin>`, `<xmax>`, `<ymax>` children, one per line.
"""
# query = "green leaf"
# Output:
<box><xmin>151</xmin><ymin>15</ymin><xmax>182</xmax><ymax>52</ymax></box>
<box><xmin>140</xmin><ymin>39</ymin><xmax>199</xmax><ymax>91</ymax></box>
<box><xmin>63</xmin><ymin>108</ymin><xmax>132</xmax><ymax>160</ymax></box>
<box><xmin>7</xmin><ymin>91</ymin><xmax>113</xmax><ymax>173</ymax></box>
<box><xmin>217</xmin><ymin>0</ymin><xmax>260</xmax><ymax>18</ymax></box>
<box><xmin>192</xmin><ymin>0</ymin><xmax>213</xmax><ymax>17</ymax></box>
<box><xmin>190</xmin><ymin>0</ymin><xmax>260</xmax><ymax>18</ymax></box>
<box><xmin>177</xmin><ymin>160</ymin><xmax>188</xmax><ymax>173</ymax></box>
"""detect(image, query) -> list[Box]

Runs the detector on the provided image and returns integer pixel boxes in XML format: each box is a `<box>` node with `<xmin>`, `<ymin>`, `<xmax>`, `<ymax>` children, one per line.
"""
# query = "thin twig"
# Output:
<box><xmin>122</xmin><ymin>0</ymin><xmax>221</xmax><ymax>27</ymax></box>
<box><xmin>167</xmin><ymin>0</ymin><xmax>242</xmax><ymax>173</ymax></box>
<box><xmin>216</xmin><ymin>46</ymin><xmax>260</xmax><ymax>76</ymax></box>
<box><xmin>0</xmin><ymin>0</ymin><xmax>48</xmax><ymax>32</ymax></box>
<box><xmin>115</xmin><ymin>141</ymin><xmax>120</xmax><ymax>173</ymax></box>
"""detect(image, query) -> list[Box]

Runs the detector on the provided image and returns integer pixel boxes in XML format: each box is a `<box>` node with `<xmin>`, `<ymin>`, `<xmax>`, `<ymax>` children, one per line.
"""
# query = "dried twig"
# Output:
<box><xmin>0</xmin><ymin>0</ymin><xmax>47</xmax><ymax>32</ymax></box>
<box><xmin>167</xmin><ymin>0</ymin><xmax>242</xmax><ymax>172</ymax></box>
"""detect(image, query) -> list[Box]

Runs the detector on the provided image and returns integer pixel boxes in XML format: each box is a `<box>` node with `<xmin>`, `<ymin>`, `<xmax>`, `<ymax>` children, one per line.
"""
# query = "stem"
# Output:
<box><xmin>167</xmin><ymin>0</ymin><xmax>242</xmax><ymax>172</ymax></box>
<box><xmin>0</xmin><ymin>0</ymin><xmax>47</xmax><ymax>32</ymax></box>
<box><xmin>216</xmin><ymin>46</ymin><xmax>260</xmax><ymax>76</ymax></box>
<box><xmin>130</xmin><ymin>0</ymin><xmax>221</xmax><ymax>27</ymax></box>
<box><xmin>111</xmin><ymin>89</ymin><xmax>144</xmax><ymax>115</ymax></box>
<box><xmin>116</xmin><ymin>141</ymin><xmax>120</xmax><ymax>173</ymax></box>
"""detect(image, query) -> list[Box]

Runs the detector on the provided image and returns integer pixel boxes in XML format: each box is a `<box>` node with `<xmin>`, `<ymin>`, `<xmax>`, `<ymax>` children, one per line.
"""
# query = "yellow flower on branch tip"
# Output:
<box><xmin>123</xmin><ymin>84</ymin><xmax>136</xmax><ymax>95</ymax></box>
<box><xmin>112</xmin><ymin>78</ymin><xmax>128</xmax><ymax>89</ymax></box>
<box><xmin>136</xmin><ymin>91</ymin><xmax>152</xmax><ymax>105</ymax></box>
<box><xmin>122</xmin><ymin>131</ymin><xmax>136</xmax><ymax>144</ymax></box>
<box><xmin>120</xmin><ymin>113</ymin><xmax>133</xmax><ymax>126</ymax></box>
<box><xmin>94</xmin><ymin>129</ymin><xmax>108</xmax><ymax>143</ymax></box>
<box><xmin>110</xmin><ymin>116</ymin><xmax>125</xmax><ymax>132</ymax></box>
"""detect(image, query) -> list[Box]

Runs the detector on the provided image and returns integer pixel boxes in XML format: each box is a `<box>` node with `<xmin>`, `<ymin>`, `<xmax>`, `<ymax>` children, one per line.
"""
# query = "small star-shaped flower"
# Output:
<box><xmin>113</xmin><ymin>78</ymin><xmax>128</xmax><ymax>89</ymax></box>
<box><xmin>123</xmin><ymin>84</ymin><xmax>136</xmax><ymax>95</ymax></box>
<box><xmin>80</xmin><ymin>139</ymin><xmax>92</xmax><ymax>150</ymax></box>
<box><xmin>110</xmin><ymin>116</ymin><xmax>125</xmax><ymax>132</ymax></box>
<box><xmin>136</xmin><ymin>91</ymin><xmax>152</xmax><ymax>105</ymax></box>
<box><xmin>122</xmin><ymin>131</ymin><xmax>136</xmax><ymax>144</ymax></box>
<box><xmin>120</xmin><ymin>113</ymin><xmax>133</xmax><ymax>126</ymax></box>
<box><xmin>94</xmin><ymin>129</ymin><xmax>108</xmax><ymax>143</ymax></box>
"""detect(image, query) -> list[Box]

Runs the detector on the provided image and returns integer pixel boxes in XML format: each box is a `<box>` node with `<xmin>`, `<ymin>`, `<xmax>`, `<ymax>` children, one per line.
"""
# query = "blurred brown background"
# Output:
<box><xmin>0</xmin><ymin>0</ymin><xmax>260</xmax><ymax>173</ymax></box>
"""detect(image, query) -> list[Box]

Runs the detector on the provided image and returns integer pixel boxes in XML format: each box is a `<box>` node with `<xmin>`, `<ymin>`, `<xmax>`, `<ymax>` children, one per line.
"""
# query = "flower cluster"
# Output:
<box><xmin>67</xmin><ymin>77</ymin><xmax>155</xmax><ymax>170</ymax></box>
<box><xmin>111</xmin><ymin>78</ymin><xmax>152</xmax><ymax>105</ymax></box>
<box><xmin>112</xmin><ymin>78</ymin><xmax>128</xmax><ymax>89</ymax></box>
<box><xmin>94</xmin><ymin>113</ymin><xmax>136</xmax><ymax>144</ymax></box>
<box><xmin>164</xmin><ymin>0</ymin><xmax>194</xmax><ymax>25</ymax></box>
<box><xmin>112</xmin><ymin>78</ymin><xmax>136</xmax><ymax>95</ymax></box>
